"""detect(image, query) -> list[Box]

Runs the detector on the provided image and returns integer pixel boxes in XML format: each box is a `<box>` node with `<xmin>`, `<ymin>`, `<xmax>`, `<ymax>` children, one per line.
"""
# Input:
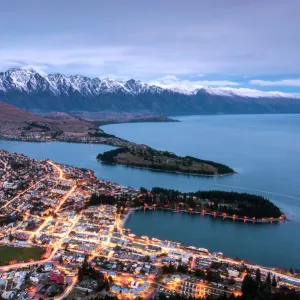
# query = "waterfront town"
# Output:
<box><xmin>0</xmin><ymin>130</ymin><xmax>132</xmax><ymax>148</ymax></box>
<box><xmin>0</xmin><ymin>149</ymin><xmax>299</xmax><ymax>300</ymax></box>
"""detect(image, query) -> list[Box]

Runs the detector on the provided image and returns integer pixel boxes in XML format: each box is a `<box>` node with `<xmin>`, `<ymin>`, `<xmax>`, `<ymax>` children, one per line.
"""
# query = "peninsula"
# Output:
<box><xmin>148</xmin><ymin>188</ymin><xmax>284</xmax><ymax>220</ymax></box>
<box><xmin>97</xmin><ymin>145</ymin><xmax>235</xmax><ymax>176</ymax></box>
<box><xmin>0</xmin><ymin>101</ymin><xmax>132</xmax><ymax>147</ymax></box>
<box><xmin>0</xmin><ymin>101</ymin><xmax>235</xmax><ymax>176</ymax></box>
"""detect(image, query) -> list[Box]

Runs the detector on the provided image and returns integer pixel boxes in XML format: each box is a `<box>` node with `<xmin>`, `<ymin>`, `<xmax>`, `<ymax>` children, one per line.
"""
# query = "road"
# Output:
<box><xmin>0</xmin><ymin>161</ymin><xmax>79</xmax><ymax>300</ymax></box>
<box><xmin>0</xmin><ymin>171</ymin><xmax>49</xmax><ymax>210</ymax></box>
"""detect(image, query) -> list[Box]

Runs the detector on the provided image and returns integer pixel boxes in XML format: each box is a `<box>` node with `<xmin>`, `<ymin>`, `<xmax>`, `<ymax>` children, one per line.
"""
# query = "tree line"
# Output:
<box><xmin>150</xmin><ymin>188</ymin><xmax>282</xmax><ymax>218</ymax></box>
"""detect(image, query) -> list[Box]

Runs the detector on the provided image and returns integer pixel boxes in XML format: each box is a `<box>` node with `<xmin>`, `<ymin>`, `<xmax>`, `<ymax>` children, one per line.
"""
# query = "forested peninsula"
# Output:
<box><xmin>88</xmin><ymin>187</ymin><xmax>284</xmax><ymax>222</ymax></box>
<box><xmin>97</xmin><ymin>146</ymin><xmax>235</xmax><ymax>176</ymax></box>
<box><xmin>149</xmin><ymin>188</ymin><xmax>284</xmax><ymax>220</ymax></box>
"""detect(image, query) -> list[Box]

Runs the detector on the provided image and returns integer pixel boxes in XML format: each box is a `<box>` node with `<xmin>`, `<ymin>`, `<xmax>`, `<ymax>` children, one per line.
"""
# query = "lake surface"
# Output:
<box><xmin>1</xmin><ymin>114</ymin><xmax>300</xmax><ymax>268</ymax></box>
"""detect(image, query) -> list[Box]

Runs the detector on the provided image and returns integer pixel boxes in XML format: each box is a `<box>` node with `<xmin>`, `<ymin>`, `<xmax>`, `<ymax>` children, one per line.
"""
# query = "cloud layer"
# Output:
<box><xmin>0</xmin><ymin>0</ymin><xmax>299</xmax><ymax>92</ymax></box>
<box><xmin>250</xmin><ymin>79</ymin><xmax>300</xmax><ymax>87</ymax></box>
<box><xmin>149</xmin><ymin>75</ymin><xmax>240</xmax><ymax>93</ymax></box>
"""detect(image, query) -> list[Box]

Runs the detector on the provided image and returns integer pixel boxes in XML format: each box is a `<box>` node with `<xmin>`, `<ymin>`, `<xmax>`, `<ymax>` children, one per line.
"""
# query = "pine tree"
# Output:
<box><xmin>289</xmin><ymin>267</ymin><xmax>294</xmax><ymax>275</ymax></box>
<box><xmin>78</xmin><ymin>266</ymin><xmax>85</xmax><ymax>282</ymax></box>
<box><xmin>265</xmin><ymin>272</ymin><xmax>271</xmax><ymax>286</ymax></box>
<box><xmin>271</xmin><ymin>275</ymin><xmax>277</xmax><ymax>287</ymax></box>
<box><xmin>255</xmin><ymin>268</ymin><xmax>261</xmax><ymax>284</ymax></box>
<box><xmin>242</xmin><ymin>274</ymin><xmax>257</xmax><ymax>297</ymax></box>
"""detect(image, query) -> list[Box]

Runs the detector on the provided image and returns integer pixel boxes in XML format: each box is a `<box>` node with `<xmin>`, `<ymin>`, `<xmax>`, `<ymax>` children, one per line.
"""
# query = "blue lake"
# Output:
<box><xmin>1</xmin><ymin>114</ymin><xmax>300</xmax><ymax>268</ymax></box>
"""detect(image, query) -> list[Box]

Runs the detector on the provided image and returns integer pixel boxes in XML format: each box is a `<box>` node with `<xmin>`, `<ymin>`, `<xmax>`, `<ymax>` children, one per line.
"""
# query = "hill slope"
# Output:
<box><xmin>0</xmin><ymin>101</ymin><xmax>97</xmax><ymax>137</ymax></box>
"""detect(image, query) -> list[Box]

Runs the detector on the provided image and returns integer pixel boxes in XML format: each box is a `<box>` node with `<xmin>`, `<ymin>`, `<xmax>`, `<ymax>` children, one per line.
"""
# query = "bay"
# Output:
<box><xmin>0</xmin><ymin>114</ymin><xmax>300</xmax><ymax>268</ymax></box>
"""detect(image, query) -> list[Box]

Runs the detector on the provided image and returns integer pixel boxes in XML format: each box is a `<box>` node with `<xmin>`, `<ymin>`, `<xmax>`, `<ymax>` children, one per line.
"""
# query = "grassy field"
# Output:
<box><xmin>0</xmin><ymin>246</ymin><xmax>44</xmax><ymax>264</ymax></box>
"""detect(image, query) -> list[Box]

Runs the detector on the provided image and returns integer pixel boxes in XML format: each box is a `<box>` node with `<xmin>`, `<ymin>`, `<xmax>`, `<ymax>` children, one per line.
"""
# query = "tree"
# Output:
<box><xmin>140</xmin><ymin>187</ymin><xmax>148</xmax><ymax>194</ymax></box>
<box><xmin>206</xmin><ymin>270</ymin><xmax>221</xmax><ymax>283</ymax></box>
<box><xmin>78</xmin><ymin>266</ymin><xmax>85</xmax><ymax>282</ymax></box>
<box><xmin>194</xmin><ymin>269</ymin><xmax>206</xmax><ymax>279</ymax></box>
<box><xmin>177</xmin><ymin>264</ymin><xmax>188</xmax><ymax>273</ymax></box>
<box><xmin>271</xmin><ymin>275</ymin><xmax>277</xmax><ymax>288</ymax></box>
<box><xmin>255</xmin><ymin>268</ymin><xmax>261</xmax><ymax>284</ymax></box>
<box><xmin>162</xmin><ymin>263</ymin><xmax>176</xmax><ymax>274</ymax></box>
<box><xmin>289</xmin><ymin>267</ymin><xmax>294</xmax><ymax>275</ymax></box>
<box><xmin>241</xmin><ymin>274</ymin><xmax>257</xmax><ymax>298</ymax></box>
<box><xmin>265</xmin><ymin>272</ymin><xmax>271</xmax><ymax>286</ymax></box>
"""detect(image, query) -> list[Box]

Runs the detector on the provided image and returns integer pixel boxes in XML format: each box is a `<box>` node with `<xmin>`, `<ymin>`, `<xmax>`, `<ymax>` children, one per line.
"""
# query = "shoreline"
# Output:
<box><xmin>120</xmin><ymin>208</ymin><xmax>135</xmax><ymax>229</ymax></box>
<box><xmin>97</xmin><ymin>159</ymin><xmax>235</xmax><ymax>178</ymax></box>
<box><xmin>123</xmin><ymin>207</ymin><xmax>285</xmax><ymax>225</ymax></box>
<box><xmin>93</xmin><ymin>116</ymin><xmax>180</xmax><ymax>126</ymax></box>
<box><xmin>0</xmin><ymin>136</ymin><xmax>133</xmax><ymax>148</ymax></box>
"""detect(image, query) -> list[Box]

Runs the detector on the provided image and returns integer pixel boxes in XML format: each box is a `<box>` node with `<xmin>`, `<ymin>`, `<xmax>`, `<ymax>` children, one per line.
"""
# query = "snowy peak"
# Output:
<box><xmin>0</xmin><ymin>68</ymin><xmax>299</xmax><ymax>99</ymax></box>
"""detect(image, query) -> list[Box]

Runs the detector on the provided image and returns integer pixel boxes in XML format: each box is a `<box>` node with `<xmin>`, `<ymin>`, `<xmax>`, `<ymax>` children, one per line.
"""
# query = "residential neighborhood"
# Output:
<box><xmin>0</xmin><ymin>149</ymin><xmax>299</xmax><ymax>299</ymax></box>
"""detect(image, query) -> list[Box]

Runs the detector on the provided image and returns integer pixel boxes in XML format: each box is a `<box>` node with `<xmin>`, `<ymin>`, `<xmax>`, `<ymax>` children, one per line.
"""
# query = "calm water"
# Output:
<box><xmin>125</xmin><ymin>210</ymin><xmax>297</xmax><ymax>268</ymax></box>
<box><xmin>1</xmin><ymin>114</ymin><xmax>300</xmax><ymax>268</ymax></box>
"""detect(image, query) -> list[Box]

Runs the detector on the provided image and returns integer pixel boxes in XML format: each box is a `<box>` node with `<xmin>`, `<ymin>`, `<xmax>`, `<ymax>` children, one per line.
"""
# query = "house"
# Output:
<box><xmin>49</xmin><ymin>272</ymin><xmax>64</xmax><ymax>284</ymax></box>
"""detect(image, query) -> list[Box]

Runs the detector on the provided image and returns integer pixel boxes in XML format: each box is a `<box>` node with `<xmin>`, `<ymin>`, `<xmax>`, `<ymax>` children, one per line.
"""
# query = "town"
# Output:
<box><xmin>0</xmin><ymin>149</ymin><xmax>299</xmax><ymax>300</ymax></box>
<box><xmin>0</xmin><ymin>130</ymin><xmax>132</xmax><ymax>148</ymax></box>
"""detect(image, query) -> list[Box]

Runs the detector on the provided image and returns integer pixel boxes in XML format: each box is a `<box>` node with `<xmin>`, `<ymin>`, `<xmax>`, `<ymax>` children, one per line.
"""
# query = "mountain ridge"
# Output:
<box><xmin>1</xmin><ymin>68</ymin><xmax>300</xmax><ymax>114</ymax></box>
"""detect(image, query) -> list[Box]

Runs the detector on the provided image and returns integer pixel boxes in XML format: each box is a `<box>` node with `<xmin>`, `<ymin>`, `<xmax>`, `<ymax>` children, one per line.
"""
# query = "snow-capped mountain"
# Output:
<box><xmin>0</xmin><ymin>68</ymin><xmax>163</xmax><ymax>96</ymax></box>
<box><xmin>1</xmin><ymin>68</ymin><xmax>298</xmax><ymax>98</ymax></box>
<box><xmin>1</xmin><ymin>68</ymin><xmax>300</xmax><ymax>114</ymax></box>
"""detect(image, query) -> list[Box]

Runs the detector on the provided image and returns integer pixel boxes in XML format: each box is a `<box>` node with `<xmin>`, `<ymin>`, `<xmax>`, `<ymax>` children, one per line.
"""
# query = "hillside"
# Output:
<box><xmin>0</xmin><ymin>101</ymin><xmax>98</xmax><ymax>137</ymax></box>
<box><xmin>1</xmin><ymin>69</ymin><xmax>300</xmax><ymax>114</ymax></box>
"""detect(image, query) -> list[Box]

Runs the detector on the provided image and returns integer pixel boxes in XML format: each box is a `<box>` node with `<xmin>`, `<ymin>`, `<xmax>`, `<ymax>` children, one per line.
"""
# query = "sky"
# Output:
<box><xmin>1</xmin><ymin>0</ymin><xmax>300</xmax><ymax>93</ymax></box>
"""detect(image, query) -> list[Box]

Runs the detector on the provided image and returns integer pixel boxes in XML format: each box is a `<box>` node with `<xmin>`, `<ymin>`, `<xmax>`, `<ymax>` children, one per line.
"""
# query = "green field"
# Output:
<box><xmin>0</xmin><ymin>246</ymin><xmax>44</xmax><ymax>264</ymax></box>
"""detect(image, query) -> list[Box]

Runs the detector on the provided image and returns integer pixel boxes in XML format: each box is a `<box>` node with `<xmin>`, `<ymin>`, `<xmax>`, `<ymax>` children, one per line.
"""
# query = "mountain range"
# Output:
<box><xmin>1</xmin><ymin>68</ymin><xmax>300</xmax><ymax>114</ymax></box>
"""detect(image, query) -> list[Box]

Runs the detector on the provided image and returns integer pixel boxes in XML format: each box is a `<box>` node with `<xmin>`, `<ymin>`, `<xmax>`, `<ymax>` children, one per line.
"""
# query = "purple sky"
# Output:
<box><xmin>1</xmin><ymin>0</ymin><xmax>300</xmax><ymax>92</ymax></box>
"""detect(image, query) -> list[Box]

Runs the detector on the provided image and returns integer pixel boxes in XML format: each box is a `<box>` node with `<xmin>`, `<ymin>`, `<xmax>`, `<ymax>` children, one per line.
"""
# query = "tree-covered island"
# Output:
<box><xmin>97</xmin><ymin>145</ymin><xmax>235</xmax><ymax>176</ymax></box>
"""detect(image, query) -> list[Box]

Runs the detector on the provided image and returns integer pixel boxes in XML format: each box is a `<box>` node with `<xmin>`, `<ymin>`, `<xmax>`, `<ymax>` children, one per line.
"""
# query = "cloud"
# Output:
<box><xmin>148</xmin><ymin>75</ymin><xmax>300</xmax><ymax>97</ymax></box>
<box><xmin>22</xmin><ymin>65</ymin><xmax>48</xmax><ymax>76</ymax></box>
<box><xmin>149</xmin><ymin>75</ymin><xmax>239</xmax><ymax>93</ymax></box>
<box><xmin>0</xmin><ymin>0</ymin><xmax>299</xmax><ymax>80</ymax></box>
<box><xmin>250</xmin><ymin>79</ymin><xmax>300</xmax><ymax>87</ymax></box>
